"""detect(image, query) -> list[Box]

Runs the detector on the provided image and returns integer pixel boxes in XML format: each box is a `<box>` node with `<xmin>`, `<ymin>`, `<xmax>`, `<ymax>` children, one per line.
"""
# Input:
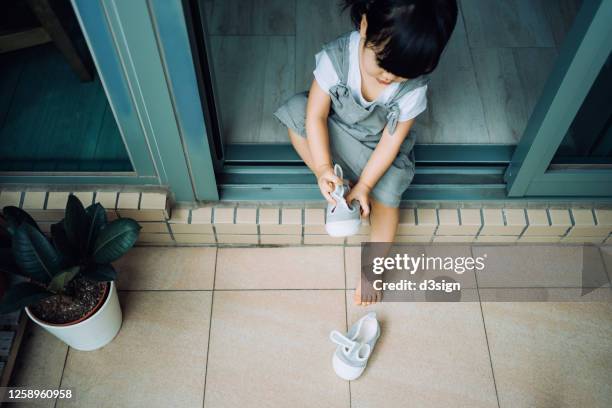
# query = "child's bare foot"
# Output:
<box><xmin>354</xmin><ymin>276</ymin><xmax>382</xmax><ymax>305</ymax></box>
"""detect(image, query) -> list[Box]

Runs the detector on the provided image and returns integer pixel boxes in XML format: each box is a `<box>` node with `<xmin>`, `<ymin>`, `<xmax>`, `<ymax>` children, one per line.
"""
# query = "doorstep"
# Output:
<box><xmin>1</xmin><ymin>189</ymin><xmax>611</xmax><ymax>246</ymax></box>
<box><xmin>161</xmin><ymin>205</ymin><xmax>612</xmax><ymax>246</ymax></box>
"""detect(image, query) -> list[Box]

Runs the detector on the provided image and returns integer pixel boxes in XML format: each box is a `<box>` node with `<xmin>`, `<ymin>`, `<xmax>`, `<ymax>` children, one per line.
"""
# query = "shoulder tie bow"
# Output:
<box><xmin>329</xmin><ymin>84</ymin><xmax>350</xmax><ymax>110</ymax></box>
<box><xmin>386</xmin><ymin>103</ymin><xmax>401</xmax><ymax>135</ymax></box>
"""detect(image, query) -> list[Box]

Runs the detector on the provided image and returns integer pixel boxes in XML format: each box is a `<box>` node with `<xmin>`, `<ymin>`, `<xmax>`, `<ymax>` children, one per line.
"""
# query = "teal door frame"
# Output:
<box><xmin>506</xmin><ymin>0</ymin><xmax>612</xmax><ymax>197</ymax></box>
<box><xmin>0</xmin><ymin>0</ymin><xmax>218</xmax><ymax>203</ymax></box>
<box><xmin>147</xmin><ymin>0</ymin><xmax>219</xmax><ymax>201</ymax></box>
<box><xmin>97</xmin><ymin>0</ymin><xmax>217</xmax><ymax>202</ymax></box>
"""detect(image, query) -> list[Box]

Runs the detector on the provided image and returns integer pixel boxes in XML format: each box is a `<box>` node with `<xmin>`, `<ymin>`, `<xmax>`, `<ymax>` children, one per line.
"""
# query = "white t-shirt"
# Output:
<box><xmin>313</xmin><ymin>31</ymin><xmax>427</xmax><ymax>122</ymax></box>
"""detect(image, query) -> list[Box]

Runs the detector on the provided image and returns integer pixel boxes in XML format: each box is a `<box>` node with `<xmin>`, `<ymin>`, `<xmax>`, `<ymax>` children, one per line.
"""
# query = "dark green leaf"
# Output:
<box><xmin>0</xmin><ymin>248</ymin><xmax>19</xmax><ymax>275</ymax></box>
<box><xmin>93</xmin><ymin>219</ymin><xmax>140</xmax><ymax>264</ymax></box>
<box><xmin>2</xmin><ymin>206</ymin><xmax>41</xmax><ymax>235</ymax></box>
<box><xmin>12</xmin><ymin>223</ymin><xmax>61</xmax><ymax>284</ymax></box>
<box><xmin>64</xmin><ymin>194</ymin><xmax>89</xmax><ymax>256</ymax></box>
<box><xmin>0</xmin><ymin>217</ymin><xmax>11</xmax><ymax>247</ymax></box>
<box><xmin>0</xmin><ymin>282</ymin><xmax>54</xmax><ymax>314</ymax></box>
<box><xmin>48</xmin><ymin>266</ymin><xmax>80</xmax><ymax>293</ymax></box>
<box><xmin>83</xmin><ymin>263</ymin><xmax>117</xmax><ymax>282</ymax></box>
<box><xmin>85</xmin><ymin>203</ymin><xmax>107</xmax><ymax>256</ymax></box>
<box><xmin>50</xmin><ymin>222</ymin><xmax>78</xmax><ymax>265</ymax></box>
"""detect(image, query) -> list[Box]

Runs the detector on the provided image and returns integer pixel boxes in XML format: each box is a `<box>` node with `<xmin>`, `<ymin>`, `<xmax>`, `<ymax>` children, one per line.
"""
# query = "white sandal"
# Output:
<box><xmin>325</xmin><ymin>164</ymin><xmax>361</xmax><ymax>237</ymax></box>
<box><xmin>330</xmin><ymin>312</ymin><xmax>380</xmax><ymax>380</ymax></box>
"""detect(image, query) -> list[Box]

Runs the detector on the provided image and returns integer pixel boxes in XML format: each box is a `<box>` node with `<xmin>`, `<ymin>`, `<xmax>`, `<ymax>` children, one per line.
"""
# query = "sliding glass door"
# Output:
<box><xmin>0</xmin><ymin>0</ymin><xmax>158</xmax><ymax>186</ymax></box>
<box><xmin>0</xmin><ymin>0</ymin><xmax>133</xmax><ymax>173</ymax></box>
<box><xmin>3</xmin><ymin>1</ymin><xmax>608</xmax><ymax>203</ymax></box>
<box><xmin>180</xmin><ymin>0</ymin><xmax>611</xmax><ymax>202</ymax></box>
<box><xmin>1</xmin><ymin>0</ymin><xmax>213</xmax><ymax>203</ymax></box>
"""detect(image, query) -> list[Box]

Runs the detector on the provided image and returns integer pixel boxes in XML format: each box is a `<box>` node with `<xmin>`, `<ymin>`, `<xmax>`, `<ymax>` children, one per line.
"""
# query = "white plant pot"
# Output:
<box><xmin>25</xmin><ymin>280</ymin><xmax>122</xmax><ymax>351</ymax></box>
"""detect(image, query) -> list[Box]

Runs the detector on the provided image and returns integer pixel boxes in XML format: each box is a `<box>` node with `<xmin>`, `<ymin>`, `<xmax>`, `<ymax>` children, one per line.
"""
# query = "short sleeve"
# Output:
<box><xmin>313</xmin><ymin>50</ymin><xmax>340</xmax><ymax>95</ymax></box>
<box><xmin>397</xmin><ymin>85</ymin><xmax>428</xmax><ymax>122</ymax></box>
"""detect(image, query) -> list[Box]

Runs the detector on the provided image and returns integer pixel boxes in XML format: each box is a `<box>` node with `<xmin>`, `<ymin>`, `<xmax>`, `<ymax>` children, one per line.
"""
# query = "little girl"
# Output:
<box><xmin>274</xmin><ymin>0</ymin><xmax>458</xmax><ymax>305</ymax></box>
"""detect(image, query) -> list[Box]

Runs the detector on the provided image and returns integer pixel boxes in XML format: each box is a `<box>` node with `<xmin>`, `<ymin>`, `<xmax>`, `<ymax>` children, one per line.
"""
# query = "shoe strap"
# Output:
<box><xmin>330</xmin><ymin>164</ymin><xmax>359</xmax><ymax>212</ymax></box>
<box><xmin>330</xmin><ymin>184</ymin><xmax>347</xmax><ymax>203</ymax></box>
<box><xmin>330</xmin><ymin>330</ymin><xmax>355</xmax><ymax>351</ymax></box>
<box><xmin>353</xmin><ymin>343</ymin><xmax>371</xmax><ymax>362</ymax></box>
<box><xmin>330</xmin><ymin>330</ymin><xmax>370</xmax><ymax>361</ymax></box>
<box><xmin>331</xmin><ymin>182</ymin><xmax>355</xmax><ymax>212</ymax></box>
<box><xmin>331</xmin><ymin>164</ymin><xmax>347</xmax><ymax>207</ymax></box>
<box><xmin>333</xmin><ymin>163</ymin><xmax>343</xmax><ymax>180</ymax></box>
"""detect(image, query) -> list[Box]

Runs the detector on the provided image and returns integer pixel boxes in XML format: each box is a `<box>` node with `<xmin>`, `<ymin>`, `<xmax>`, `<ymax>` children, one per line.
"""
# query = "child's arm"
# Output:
<box><xmin>306</xmin><ymin>79</ymin><xmax>342</xmax><ymax>204</ymax></box>
<box><xmin>346</xmin><ymin>119</ymin><xmax>416</xmax><ymax>215</ymax></box>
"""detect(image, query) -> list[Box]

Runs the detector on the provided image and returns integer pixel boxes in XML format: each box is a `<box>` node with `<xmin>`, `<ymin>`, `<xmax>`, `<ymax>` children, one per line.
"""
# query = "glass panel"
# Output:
<box><xmin>549</xmin><ymin>53</ymin><xmax>612</xmax><ymax>169</ymax></box>
<box><xmin>199</xmin><ymin>0</ymin><xmax>352</xmax><ymax>146</ymax></box>
<box><xmin>0</xmin><ymin>0</ymin><xmax>132</xmax><ymax>172</ymax></box>
<box><xmin>194</xmin><ymin>1</ymin><xmax>584</xmax><ymax>149</ymax></box>
<box><xmin>455</xmin><ymin>0</ymin><xmax>583</xmax><ymax>146</ymax></box>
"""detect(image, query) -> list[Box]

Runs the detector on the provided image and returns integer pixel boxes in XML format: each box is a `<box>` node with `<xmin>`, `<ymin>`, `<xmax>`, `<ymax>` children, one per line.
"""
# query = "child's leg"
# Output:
<box><xmin>289</xmin><ymin>127</ymin><xmax>398</xmax><ymax>306</ymax></box>
<box><xmin>355</xmin><ymin>198</ymin><xmax>399</xmax><ymax>305</ymax></box>
<box><xmin>369</xmin><ymin>198</ymin><xmax>399</xmax><ymax>241</ymax></box>
<box><xmin>288</xmin><ymin>129</ymin><xmax>316</xmax><ymax>173</ymax></box>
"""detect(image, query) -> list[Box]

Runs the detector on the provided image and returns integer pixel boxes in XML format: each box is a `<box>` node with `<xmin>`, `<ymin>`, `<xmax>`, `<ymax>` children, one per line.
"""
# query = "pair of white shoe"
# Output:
<box><xmin>329</xmin><ymin>312</ymin><xmax>380</xmax><ymax>380</ymax></box>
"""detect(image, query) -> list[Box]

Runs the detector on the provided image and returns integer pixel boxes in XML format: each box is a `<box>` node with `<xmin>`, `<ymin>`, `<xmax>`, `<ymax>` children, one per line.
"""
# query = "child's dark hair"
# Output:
<box><xmin>343</xmin><ymin>0</ymin><xmax>458</xmax><ymax>79</ymax></box>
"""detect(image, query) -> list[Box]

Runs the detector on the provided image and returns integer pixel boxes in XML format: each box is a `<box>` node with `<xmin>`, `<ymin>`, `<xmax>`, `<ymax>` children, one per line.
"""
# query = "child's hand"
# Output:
<box><xmin>316</xmin><ymin>167</ymin><xmax>343</xmax><ymax>205</ymax></box>
<box><xmin>346</xmin><ymin>182</ymin><xmax>371</xmax><ymax>216</ymax></box>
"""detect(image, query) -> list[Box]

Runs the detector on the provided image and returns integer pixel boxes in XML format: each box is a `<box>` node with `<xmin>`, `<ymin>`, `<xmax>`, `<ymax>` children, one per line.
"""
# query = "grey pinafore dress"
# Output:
<box><xmin>273</xmin><ymin>32</ymin><xmax>429</xmax><ymax>207</ymax></box>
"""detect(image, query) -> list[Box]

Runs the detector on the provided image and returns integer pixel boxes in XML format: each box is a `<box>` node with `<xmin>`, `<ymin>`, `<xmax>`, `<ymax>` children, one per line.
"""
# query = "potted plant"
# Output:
<box><xmin>0</xmin><ymin>194</ymin><xmax>141</xmax><ymax>351</ymax></box>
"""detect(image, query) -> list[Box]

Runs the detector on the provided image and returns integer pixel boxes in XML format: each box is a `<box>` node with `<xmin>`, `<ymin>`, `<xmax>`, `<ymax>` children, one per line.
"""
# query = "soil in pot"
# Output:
<box><xmin>29</xmin><ymin>278</ymin><xmax>108</xmax><ymax>325</ymax></box>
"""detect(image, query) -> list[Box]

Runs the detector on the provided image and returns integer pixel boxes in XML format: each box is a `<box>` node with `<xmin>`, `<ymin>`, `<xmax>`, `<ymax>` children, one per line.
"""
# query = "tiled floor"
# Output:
<box><xmin>9</xmin><ymin>245</ymin><xmax>612</xmax><ymax>408</ymax></box>
<box><xmin>204</xmin><ymin>0</ymin><xmax>580</xmax><ymax>144</ymax></box>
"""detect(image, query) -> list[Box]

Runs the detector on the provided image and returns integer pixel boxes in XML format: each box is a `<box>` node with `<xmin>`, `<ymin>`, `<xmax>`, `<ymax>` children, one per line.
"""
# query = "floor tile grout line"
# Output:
<box><xmin>201</xmin><ymin>247</ymin><xmax>218</xmax><ymax>408</ymax></box>
<box><xmin>213</xmin><ymin>288</ymin><xmax>348</xmax><ymax>291</ymax></box>
<box><xmin>54</xmin><ymin>345</ymin><xmax>70</xmax><ymax>408</ymax></box>
<box><xmin>343</xmin><ymin>247</ymin><xmax>348</xmax><ymax>299</ymax></box>
<box><xmin>597</xmin><ymin>246</ymin><xmax>612</xmax><ymax>286</ymax></box>
<box><xmin>477</xmin><ymin>297</ymin><xmax>501</xmax><ymax>408</ymax></box>
<box><xmin>118</xmin><ymin>289</ymin><xmax>215</xmax><ymax>292</ymax></box>
<box><xmin>342</xmin><ymin>246</ymin><xmax>353</xmax><ymax>408</ymax></box>
<box><xmin>348</xmin><ymin>365</ymin><xmax>352</xmax><ymax>408</ymax></box>
<box><xmin>471</xmin><ymin>246</ymin><xmax>501</xmax><ymax>408</ymax></box>
<box><xmin>118</xmin><ymin>286</ymin><xmax>604</xmax><ymax>291</ymax></box>
<box><xmin>118</xmin><ymin>288</ymin><xmax>348</xmax><ymax>292</ymax></box>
